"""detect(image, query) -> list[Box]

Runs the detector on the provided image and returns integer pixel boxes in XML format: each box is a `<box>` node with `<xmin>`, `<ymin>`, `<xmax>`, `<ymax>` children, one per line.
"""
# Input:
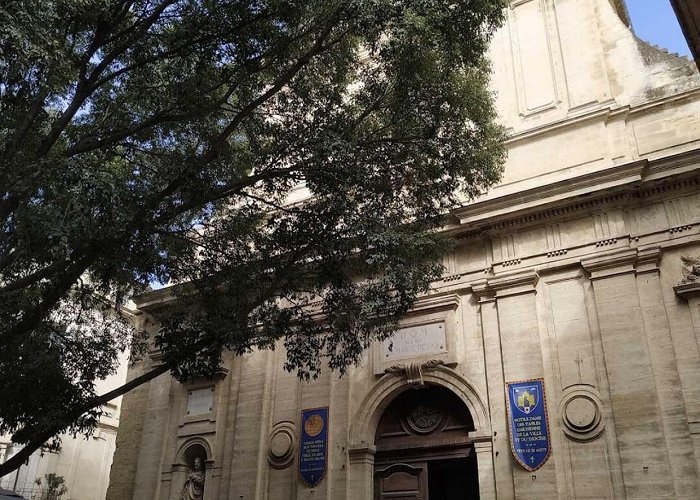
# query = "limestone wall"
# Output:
<box><xmin>108</xmin><ymin>154</ymin><xmax>700</xmax><ymax>500</ymax></box>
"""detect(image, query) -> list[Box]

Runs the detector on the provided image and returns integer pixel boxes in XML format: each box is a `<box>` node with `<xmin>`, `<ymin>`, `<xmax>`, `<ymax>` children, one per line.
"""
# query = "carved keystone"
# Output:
<box><xmin>384</xmin><ymin>359</ymin><xmax>446</xmax><ymax>386</ymax></box>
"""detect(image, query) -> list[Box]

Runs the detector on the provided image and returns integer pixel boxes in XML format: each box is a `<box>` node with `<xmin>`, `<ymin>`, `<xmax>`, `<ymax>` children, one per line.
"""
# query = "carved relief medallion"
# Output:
<box><xmin>407</xmin><ymin>405</ymin><xmax>443</xmax><ymax>433</ymax></box>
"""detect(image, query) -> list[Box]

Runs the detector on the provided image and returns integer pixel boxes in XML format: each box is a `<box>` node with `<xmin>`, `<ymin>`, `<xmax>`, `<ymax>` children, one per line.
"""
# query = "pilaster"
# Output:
<box><xmin>473</xmin><ymin>280</ymin><xmax>515</xmax><ymax>500</ymax></box>
<box><xmin>673</xmin><ymin>281</ymin><xmax>700</xmax><ymax>477</ymax></box>
<box><xmin>635</xmin><ymin>248</ymin><xmax>699</xmax><ymax>498</ymax></box>
<box><xmin>474</xmin><ymin>439</ymin><xmax>496</xmax><ymax>500</ymax></box>
<box><xmin>582</xmin><ymin>249</ymin><xmax>675</xmax><ymax>499</ymax></box>
<box><xmin>347</xmin><ymin>447</ymin><xmax>375</xmax><ymax>500</ymax></box>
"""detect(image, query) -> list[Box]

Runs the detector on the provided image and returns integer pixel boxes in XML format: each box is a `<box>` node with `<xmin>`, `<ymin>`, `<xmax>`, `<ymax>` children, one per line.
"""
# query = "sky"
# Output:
<box><xmin>626</xmin><ymin>0</ymin><xmax>692</xmax><ymax>58</ymax></box>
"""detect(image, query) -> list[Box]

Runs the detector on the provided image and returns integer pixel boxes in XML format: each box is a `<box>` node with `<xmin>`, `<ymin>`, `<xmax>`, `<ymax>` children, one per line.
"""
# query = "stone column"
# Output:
<box><xmin>347</xmin><ymin>447</ymin><xmax>375</xmax><ymax>500</ymax></box>
<box><xmin>583</xmin><ymin>249</ymin><xmax>675</xmax><ymax>499</ymax></box>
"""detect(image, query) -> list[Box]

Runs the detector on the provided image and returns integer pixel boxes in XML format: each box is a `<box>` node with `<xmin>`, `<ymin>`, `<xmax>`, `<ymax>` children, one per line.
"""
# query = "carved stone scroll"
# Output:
<box><xmin>384</xmin><ymin>359</ymin><xmax>446</xmax><ymax>386</ymax></box>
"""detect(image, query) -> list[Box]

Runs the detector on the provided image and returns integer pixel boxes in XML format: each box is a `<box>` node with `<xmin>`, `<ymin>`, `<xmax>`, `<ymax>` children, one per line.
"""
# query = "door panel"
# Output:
<box><xmin>374</xmin><ymin>462</ymin><xmax>428</xmax><ymax>500</ymax></box>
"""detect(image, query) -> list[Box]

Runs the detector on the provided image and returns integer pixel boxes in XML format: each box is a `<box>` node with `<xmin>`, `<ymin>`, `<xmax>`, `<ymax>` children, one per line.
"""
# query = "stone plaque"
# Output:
<box><xmin>382</xmin><ymin>322</ymin><xmax>447</xmax><ymax>361</ymax></box>
<box><xmin>187</xmin><ymin>388</ymin><xmax>213</xmax><ymax>416</ymax></box>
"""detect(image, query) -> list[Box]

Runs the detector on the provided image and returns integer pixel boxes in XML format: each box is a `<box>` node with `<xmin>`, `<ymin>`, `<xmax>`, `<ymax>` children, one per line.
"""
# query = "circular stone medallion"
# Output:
<box><xmin>267</xmin><ymin>422</ymin><xmax>297</xmax><ymax>469</ymax></box>
<box><xmin>565</xmin><ymin>397</ymin><xmax>597</xmax><ymax>429</ymax></box>
<box><xmin>559</xmin><ymin>386</ymin><xmax>605</xmax><ymax>442</ymax></box>
<box><xmin>270</xmin><ymin>431</ymin><xmax>293</xmax><ymax>459</ymax></box>
<box><xmin>407</xmin><ymin>405</ymin><xmax>443</xmax><ymax>433</ymax></box>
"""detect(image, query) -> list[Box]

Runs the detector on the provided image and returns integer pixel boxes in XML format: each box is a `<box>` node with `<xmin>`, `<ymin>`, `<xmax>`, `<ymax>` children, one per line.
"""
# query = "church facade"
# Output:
<box><xmin>107</xmin><ymin>1</ymin><xmax>700</xmax><ymax>499</ymax></box>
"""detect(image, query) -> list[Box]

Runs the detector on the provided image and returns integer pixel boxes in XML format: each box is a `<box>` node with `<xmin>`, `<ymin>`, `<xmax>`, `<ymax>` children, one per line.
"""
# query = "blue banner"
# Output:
<box><xmin>506</xmin><ymin>379</ymin><xmax>551</xmax><ymax>471</ymax></box>
<box><xmin>299</xmin><ymin>407</ymin><xmax>329</xmax><ymax>487</ymax></box>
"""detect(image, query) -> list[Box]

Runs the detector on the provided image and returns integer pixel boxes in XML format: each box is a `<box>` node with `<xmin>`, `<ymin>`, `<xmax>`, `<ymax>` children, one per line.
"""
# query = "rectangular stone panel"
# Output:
<box><xmin>511</xmin><ymin>0</ymin><xmax>557</xmax><ymax>112</ymax></box>
<box><xmin>186</xmin><ymin>388</ymin><xmax>213</xmax><ymax>416</ymax></box>
<box><xmin>382</xmin><ymin>322</ymin><xmax>447</xmax><ymax>361</ymax></box>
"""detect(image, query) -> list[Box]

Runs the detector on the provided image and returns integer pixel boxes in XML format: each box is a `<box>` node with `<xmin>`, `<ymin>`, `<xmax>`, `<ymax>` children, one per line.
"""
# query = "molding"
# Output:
<box><xmin>182</xmin><ymin>367</ymin><xmax>230</xmax><ymax>386</ymax></box>
<box><xmin>471</xmin><ymin>279</ymin><xmax>495</xmax><ymax>303</ymax></box>
<box><xmin>350</xmin><ymin>365</ymin><xmax>491</xmax><ymax>449</ymax></box>
<box><xmin>502</xmin><ymin>87</ymin><xmax>700</xmax><ymax>147</ymax></box>
<box><xmin>268</xmin><ymin>421</ymin><xmax>297</xmax><ymax>469</ymax></box>
<box><xmin>581</xmin><ymin>249</ymin><xmax>638</xmax><ymax>280</ymax></box>
<box><xmin>488</xmin><ymin>270</ymin><xmax>539</xmax><ymax>297</ymax></box>
<box><xmin>132</xmin><ymin>286</ymin><xmax>178</xmax><ymax>311</ymax></box>
<box><xmin>674</xmin><ymin>282</ymin><xmax>700</xmax><ymax>299</ymax></box>
<box><xmin>383</xmin><ymin>359</ymin><xmax>457</xmax><ymax>386</ymax></box>
<box><xmin>635</xmin><ymin>247</ymin><xmax>662</xmax><ymax>274</ymax></box>
<box><xmin>347</xmin><ymin>446</ymin><xmax>376</xmax><ymax>465</ymax></box>
<box><xmin>404</xmin><ymin>292</ymin><xmax>461</xmax><ymax>316</ymax></box>
<box><xmin>374</xmin><ymin>302</ymin><xmax>459</xmax><ymax>375</ymax></box>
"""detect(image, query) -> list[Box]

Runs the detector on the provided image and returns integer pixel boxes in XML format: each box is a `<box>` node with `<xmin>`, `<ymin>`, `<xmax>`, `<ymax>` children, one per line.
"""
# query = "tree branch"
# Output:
<box><xmin>0</xmin><ymin>363</ymin><xmax>169</xmax><ymax>478</ymax></box>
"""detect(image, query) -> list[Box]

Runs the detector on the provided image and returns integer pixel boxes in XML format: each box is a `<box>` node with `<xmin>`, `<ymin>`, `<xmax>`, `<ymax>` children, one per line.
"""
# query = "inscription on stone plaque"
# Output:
<box><xmin>186</xmin><ymin>388</ymin><xmax>213</xmax><ymax>416</ymax></box>
<box><xmin>382</xmin><ymin>322</ymin><xmax>447</xmax><ymax>361</ymax></box>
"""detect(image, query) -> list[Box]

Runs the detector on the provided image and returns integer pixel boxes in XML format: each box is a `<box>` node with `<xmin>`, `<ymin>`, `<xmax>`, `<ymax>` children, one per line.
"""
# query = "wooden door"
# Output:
<box><xmin>374</xmin><ymin>462</ymin><xmax>428</xmax><ymax>500</ymax></box>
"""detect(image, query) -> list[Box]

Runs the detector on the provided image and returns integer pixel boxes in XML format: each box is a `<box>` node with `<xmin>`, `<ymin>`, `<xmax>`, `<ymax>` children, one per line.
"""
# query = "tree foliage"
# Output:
<box><xmin>0</xmin><ymin>0</ymin><xmax>506</xmax><ymax>474</ymax></box>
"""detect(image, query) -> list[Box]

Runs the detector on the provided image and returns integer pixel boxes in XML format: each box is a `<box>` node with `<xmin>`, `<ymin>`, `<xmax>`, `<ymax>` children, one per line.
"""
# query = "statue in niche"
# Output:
<box><xmin>180</xmin><ymin>456</ymin><xmax>205</xmax><ymax>500</ymax></box>
<box><xmin>680</xmin><ymin>255</ymin><xmax>700</xmax><ymax>284</ymax></box>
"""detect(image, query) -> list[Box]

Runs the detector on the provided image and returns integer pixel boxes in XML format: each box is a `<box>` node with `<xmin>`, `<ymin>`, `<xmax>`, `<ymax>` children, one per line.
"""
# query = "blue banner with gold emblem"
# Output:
<box><xmin>299</xmin><ymin>407</ymin><xmax>329</xmax><ymax>487</ymax></box>
<box><xmin>506</xmin><ymin>379</ymin><xmax>551</xmax><ymax>471</ymax></box>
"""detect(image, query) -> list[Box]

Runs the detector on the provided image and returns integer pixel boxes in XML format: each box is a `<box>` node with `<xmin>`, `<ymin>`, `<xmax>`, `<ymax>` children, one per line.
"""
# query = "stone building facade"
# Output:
<box><xmin>1</xmin><ymin>349</ymin><xmax>129</xmax><ymax>500</ymax></box>
<box><xmin>107</xmin><ymin>1</ymin><xmax>700</xmax><ymax>499</ymax></box>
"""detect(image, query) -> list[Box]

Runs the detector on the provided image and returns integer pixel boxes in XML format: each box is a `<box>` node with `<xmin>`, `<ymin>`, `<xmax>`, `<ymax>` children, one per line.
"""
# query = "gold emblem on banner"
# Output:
<box><xmin>304</xmin><ymin>415</ymin><xmax>324</xmax><ymax>437</ymax></box>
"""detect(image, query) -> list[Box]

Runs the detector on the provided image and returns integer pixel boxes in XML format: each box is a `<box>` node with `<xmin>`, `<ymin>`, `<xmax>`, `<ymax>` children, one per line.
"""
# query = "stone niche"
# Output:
<box><xmin>372</xmin><ymin>293</ymin><xmax>460</xmax><ymax>375</ymax></box>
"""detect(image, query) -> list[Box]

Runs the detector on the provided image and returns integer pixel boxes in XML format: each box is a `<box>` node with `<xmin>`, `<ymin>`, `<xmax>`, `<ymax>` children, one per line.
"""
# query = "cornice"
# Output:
<box><xmin>674</xmin><ymin>282</ymin><xmax>700</xmax><ymax>299</ymax></box>
<box><xmin>404</xmin><ymin>292</ymin><xmax>461</xmax><ymax>316</ymax></box>
<box><xmin>581</xmin><ymin>248</ymin><xmax>638</xmax><ymax>280</ymax></box>
<box><xmin>453</xmin><ymin>160</ymin><xmax>647</xmax><ymax>227</ymax></box>
<box><xmin>470</xmin><ymin>279</ymin><xmax>492</xmax><ymax>298</ymax></box>
<box><xmin>451</xmin><ymin>147</ymin><xmax>700</xmax><ymax>235</ymax></box>
<box><xmin>488</xmin><ymin>270</ymin><xmax>539</xmax><ymax>297</ymax></box>
<box><xmin>133</xmin><ymin>285</ymin><xmax>178</xmax><ymax>311</ymax></box>
<box><xmin>504</xmin><ymin>103</ymin><xmax>616</xmax><ymax>145</ymax></box>
<box><xmin>503</xmin><ymin>87</ymin><xmax>700</xmax><ymax>147</ymax></box>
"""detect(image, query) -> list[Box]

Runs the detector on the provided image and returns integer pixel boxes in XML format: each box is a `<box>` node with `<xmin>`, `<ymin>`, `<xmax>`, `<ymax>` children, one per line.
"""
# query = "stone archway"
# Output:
<box><xmin>347</xmin><ymin>366</ymin><xmax>495</xmax><ymax>500</ymax></box>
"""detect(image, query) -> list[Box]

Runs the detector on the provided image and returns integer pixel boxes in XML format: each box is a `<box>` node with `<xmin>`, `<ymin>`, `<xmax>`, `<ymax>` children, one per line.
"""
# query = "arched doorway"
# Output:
<box><xmin>373</xmin><ymin>385</ymin><xmax>480</xmax><ymax>500</ymax></box>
